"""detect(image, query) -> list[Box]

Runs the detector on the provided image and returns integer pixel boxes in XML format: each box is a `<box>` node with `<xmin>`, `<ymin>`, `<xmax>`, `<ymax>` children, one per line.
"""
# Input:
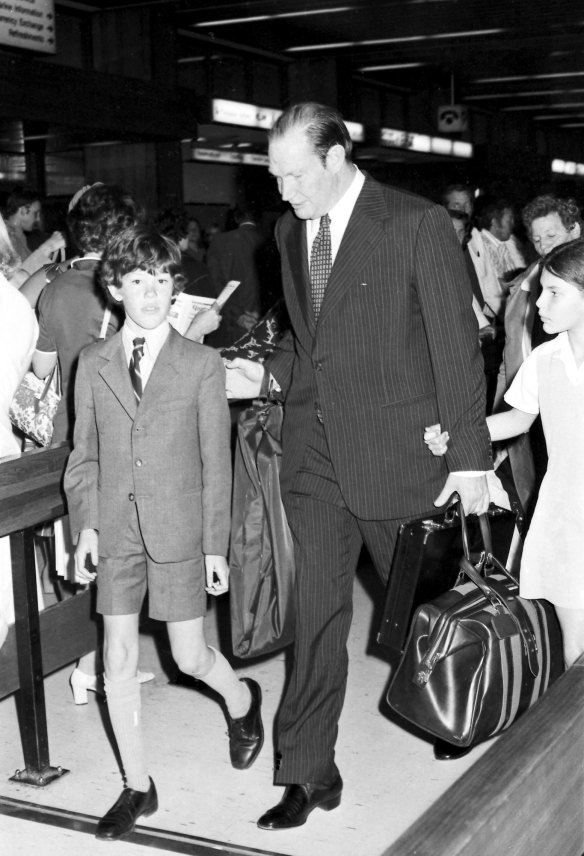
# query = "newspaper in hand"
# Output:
<box><xmin>167</xmin><ymin>280</ymin><xmax>241</xmax><ymax>338</ymax></box>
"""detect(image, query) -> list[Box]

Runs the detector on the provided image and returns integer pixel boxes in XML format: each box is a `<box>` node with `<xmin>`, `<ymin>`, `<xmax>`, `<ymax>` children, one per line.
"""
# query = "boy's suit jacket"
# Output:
<box><xmin>65</xmin><ymin>326</ymin><xmax>231</xmax><ymax>563</ymax></box>
<box><xmin>268</xmin><ymin>176</ymin><xmax>492</xmax><ymax>521</ymax></box>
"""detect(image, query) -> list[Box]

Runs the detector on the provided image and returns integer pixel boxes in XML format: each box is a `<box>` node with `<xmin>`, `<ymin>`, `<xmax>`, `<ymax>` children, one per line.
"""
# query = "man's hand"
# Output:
<box><xmin>74</xmin><ymin>528</ymin><xmax>98</xmax><ymax>584</ymax></box>
<box><xmin>205</xmin><ymin>555</ymin><xmax>229</xmax><ymax>596</ymax></box>
<box><xmin>224</xmin><ymin>357</ymin><xmax>265</xmax><ymax>399</ymax></box>
<box><xmin>41</xmin><ymin>231</ymin><xmax>66</xmax><ymax>256</ymax></box>
<box><xmin>434</xmin><ymin>473</ymin><xmax>490</xmax><ymax>516</ymax></box>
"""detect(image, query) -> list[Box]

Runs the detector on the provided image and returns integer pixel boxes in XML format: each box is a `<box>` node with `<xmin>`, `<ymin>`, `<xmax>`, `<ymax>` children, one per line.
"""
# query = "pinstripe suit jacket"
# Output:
<box><xmin>64</xmin><ymin>326</ymin><xmax>231</xmax><ymax>563</ymax></box>
<box><xmin>268</xmin><ymin>176</ymin><xmax>492</xmax><ymax>520</ymax></box>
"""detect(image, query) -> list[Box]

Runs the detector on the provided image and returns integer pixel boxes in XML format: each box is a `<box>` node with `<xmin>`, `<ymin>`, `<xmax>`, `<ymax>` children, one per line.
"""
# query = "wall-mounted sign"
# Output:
<box><xmin>0</xmin><ymin>0</ymin><xmax>55</xmax><ymax>54</ymax></box>
<box><xmin>437</xmin><ymin>105</ymin><xmax>468</xmax><ymax>133</ymax></box>
<box><xmin>380</xmin><ymin>126</ymin><xmax>473</xmax><ymax>159</ymax></box>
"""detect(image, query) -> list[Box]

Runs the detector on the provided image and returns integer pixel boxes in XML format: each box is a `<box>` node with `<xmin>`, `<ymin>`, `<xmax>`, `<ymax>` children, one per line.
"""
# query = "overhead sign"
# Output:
<box><xmin>193</xmin><ymin>147</ymin><xmax>269</xmax><ymax>167</ymax></box>
<box><xmin>212</xmin><ymin>98</ymin><xmax>365</xmax><ymax>142</ymax></box>
<box><xmin>0</xmin><ymin>0</ymin><xmax>55</xmax><ymax>54</ymax></box>
<box><xmin>212</xmin><ymin>99</ymin><xmax>282</xmax><ymax>131</ymax></box>
<box><xmin>380</xmin><ymin>126</ymin><xmax>473</xmax><ymax>159</ymax></box>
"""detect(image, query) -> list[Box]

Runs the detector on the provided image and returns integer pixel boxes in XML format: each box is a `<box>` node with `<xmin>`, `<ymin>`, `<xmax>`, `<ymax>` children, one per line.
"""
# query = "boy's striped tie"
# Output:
<box><xmin>129</xmin><ymin>337</ymin><xmax>145</xmax><ymax>402</ymax></box>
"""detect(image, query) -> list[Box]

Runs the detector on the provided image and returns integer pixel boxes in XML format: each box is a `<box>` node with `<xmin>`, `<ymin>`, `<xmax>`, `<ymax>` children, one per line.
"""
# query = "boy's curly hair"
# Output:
<box><xmin>100</xmin><ymin>224</ymin><xmax>185</xmax><ymax>297</ymax></box>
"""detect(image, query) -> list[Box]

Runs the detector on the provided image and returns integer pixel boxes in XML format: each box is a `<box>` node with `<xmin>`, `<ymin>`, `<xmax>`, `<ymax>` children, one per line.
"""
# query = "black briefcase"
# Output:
<box><xmin>377</xmin><ymin>503</ymin><xmax>516</xmax><ymax>661</ymax></box>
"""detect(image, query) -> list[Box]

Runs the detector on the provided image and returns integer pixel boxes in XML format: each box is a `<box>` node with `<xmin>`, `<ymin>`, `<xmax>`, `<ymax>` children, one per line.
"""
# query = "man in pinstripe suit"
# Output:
<box><xmin>226</xmin><ymin>102</ymin><xmax>492</xmax><ymax>830</ymax></box>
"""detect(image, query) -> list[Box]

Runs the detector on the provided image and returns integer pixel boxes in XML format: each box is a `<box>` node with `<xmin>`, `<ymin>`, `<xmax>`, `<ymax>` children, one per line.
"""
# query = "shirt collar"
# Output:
<box><xmin>122</xmin><ymin>320</ymin><xmax>170</xmax><ymax>361</ymax></box>
<box><xmin>306</xmin><ymin>167</ymin><xmax>365</xmax><ymax>246</ymax></box>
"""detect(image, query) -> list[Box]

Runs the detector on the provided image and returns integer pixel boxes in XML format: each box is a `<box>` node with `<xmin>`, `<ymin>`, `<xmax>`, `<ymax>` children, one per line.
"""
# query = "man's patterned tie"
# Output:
<box><xmin>129</xmin><ymin>337</ymin><xmax>145</xmax><ymax>402</ymax></box>
<box><xmin>310</xmin><ymin>213</ymin><xmax>332</xmax><ymax>319</ymax></box>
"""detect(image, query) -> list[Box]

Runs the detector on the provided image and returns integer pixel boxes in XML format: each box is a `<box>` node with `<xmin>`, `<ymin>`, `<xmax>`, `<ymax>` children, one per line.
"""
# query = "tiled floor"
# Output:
<box><xmin>0</xmin><ymin>562</ymin><xmax>492</xmax><ymax>856</ymax></box>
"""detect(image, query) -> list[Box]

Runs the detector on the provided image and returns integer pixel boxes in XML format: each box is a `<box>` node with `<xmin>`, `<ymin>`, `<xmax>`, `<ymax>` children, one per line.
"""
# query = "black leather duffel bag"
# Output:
<box><xmin>387</xmin><ymin>518</ymin><xmax>564</xmax><ymax>748</ymax></box>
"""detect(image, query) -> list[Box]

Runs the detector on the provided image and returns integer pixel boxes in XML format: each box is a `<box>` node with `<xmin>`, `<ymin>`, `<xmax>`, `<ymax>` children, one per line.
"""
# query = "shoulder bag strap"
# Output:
<box><xmin>99</xmin><ymin>306</ymin><xmax>112</xmax><ymax>340</ymax></box>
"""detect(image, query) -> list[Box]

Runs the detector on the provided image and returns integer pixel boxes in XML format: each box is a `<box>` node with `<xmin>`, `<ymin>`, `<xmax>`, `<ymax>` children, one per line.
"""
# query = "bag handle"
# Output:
<box><xmin>415</xmin><ymin>554</ymin><xmax>539</xmax><ymax>687</ymax></box>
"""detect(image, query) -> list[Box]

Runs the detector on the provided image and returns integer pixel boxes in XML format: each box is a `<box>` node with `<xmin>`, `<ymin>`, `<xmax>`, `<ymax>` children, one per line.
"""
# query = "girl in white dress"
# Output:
<box><xmin>425</xmin><ymin>237</ymin><xmax>584</xmax><ymax>668</ymax></box>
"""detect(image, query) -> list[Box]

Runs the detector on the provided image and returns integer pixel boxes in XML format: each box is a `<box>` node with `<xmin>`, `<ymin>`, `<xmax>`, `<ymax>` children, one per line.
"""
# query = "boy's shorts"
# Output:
<box><xmin>96</xmin><ymin>507</ymin><xmax>206</xmax><ymax>622</ymax></box>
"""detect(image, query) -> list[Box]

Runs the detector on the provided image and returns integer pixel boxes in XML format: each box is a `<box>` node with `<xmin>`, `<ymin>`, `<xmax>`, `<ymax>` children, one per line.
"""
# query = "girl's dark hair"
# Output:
<box><xmin>269</xmin><ymin>102</ymin><xmax>352</xmax><ymax>165</ymax></box>
<box><xmin>100</xmin><ymin>225</ymin><xmax>185</xmax><ymax>295</ymax></box>
<box><xmin>542</xmin><ymin>237</ymin><xmax>584</xmax><ymax>291</ymax></box>
<box><xmin>67</xmin><ymin>184</ymin><xmax>137</xmax><ymax>254</ymax></box>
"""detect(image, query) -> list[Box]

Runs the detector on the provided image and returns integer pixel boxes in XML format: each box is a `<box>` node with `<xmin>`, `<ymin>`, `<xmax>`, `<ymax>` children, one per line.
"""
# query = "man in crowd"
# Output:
<box><xmin>4</xmin><ymin>185</ymin><xmax>64</xmax><ymax>277</ymax></box>
<box><xmin>226</xmin><ymin>102</ymin><xmax>492</xmax><ymax>830</ymax></box>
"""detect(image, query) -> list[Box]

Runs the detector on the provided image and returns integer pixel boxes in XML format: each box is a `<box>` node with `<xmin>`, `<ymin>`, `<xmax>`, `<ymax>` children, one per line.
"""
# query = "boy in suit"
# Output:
<box><xmin>64</xmin><ymin>226</ymin><xmax>263</xmax><ymax>841</ymax></box>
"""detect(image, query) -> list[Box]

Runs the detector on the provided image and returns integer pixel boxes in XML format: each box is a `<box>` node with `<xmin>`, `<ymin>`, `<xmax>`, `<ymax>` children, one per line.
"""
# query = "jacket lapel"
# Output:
<box><xmin>138</xmin><ymin>328</ymin><xmax>182</xmax><ymax>407</ymax></box>
<box><xmin>318</xmin><ymin>177</ymin><xmax>391</xmax><ymax>326</ymax></box>
<box><xmin>98</xmin><ymin>334</ymin><xmax>137</xmax><ymax>420</ymax></box>
<box><xmin>284</xmin><ymin>218</ymin><xmax>315</xmax><ymax>337</ymax></box>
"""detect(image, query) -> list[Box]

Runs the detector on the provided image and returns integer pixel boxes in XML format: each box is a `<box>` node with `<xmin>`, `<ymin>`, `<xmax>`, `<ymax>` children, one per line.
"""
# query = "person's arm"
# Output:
<box><xmin>20</xmin><ymin>231</ymin><xmax>66</xmax><ymax>276</ymax></box>
<box><xmin>63</xmin><ymin>351</ymin><xmax>100</xmax><ymax>546</ymax></box>
<box><xmin>197</xmin><ymin>350</ymin><xmax>232</xmax><ymax>557</ymax></box>
<box><xmin>183</xmin><ymin>305</ymin><xmax>221</xmax><ymax>342</ymax></box>
<box><xmin>19</xmin><ymin>268</ymin><xmax>52</xmax><ymax>309</ymax></box>
<box><xmin>487</xmin><ymin>408</ymin><xmax>537</xmax><ymax>442</ymax></box>
<box><xmin>425</xmin><ymin>405</ymin><xmax>536</xmax><ymax>455</ymax></box>
<box><xmin>32</xmin><ymin>348</ymin><xmax>57</xmax><ymax>378</ymax></box>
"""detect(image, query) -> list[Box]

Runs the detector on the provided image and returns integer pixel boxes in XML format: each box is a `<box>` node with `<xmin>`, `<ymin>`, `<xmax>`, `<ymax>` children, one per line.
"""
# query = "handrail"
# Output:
<box><xmin>0</xmin><ymin>444</ymin><xmax>99</xmax><ymax>786</ymax></box>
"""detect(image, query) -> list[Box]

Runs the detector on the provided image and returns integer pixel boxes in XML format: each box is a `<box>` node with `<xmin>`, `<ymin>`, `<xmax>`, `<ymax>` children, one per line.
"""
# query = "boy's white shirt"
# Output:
<box><xmin>121</xmin><ymin>320</ymin><xmax>170</xmax><ymax>389</ymax></box>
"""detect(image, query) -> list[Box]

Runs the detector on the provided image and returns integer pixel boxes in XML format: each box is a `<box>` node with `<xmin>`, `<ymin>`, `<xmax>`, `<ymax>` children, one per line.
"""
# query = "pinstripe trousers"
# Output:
<box><xmin>277</xmin><ymin>417</ymin><xmax>434</xmax><ymax>784</ymax></box>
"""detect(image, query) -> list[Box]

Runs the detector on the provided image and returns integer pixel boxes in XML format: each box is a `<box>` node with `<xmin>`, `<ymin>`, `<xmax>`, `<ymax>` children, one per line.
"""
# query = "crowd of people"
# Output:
<box><xmin>1</xmin><ymin>101</ymin><xmax>583</xmax><ymax>839</ymax></box>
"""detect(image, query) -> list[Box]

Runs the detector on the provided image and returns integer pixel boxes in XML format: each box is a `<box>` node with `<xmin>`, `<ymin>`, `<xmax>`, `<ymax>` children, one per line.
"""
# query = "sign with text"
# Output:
<box><xmin>0</xmin><ymin>0</ymin><xmax>55</xmax><ymax>53</ymax></box>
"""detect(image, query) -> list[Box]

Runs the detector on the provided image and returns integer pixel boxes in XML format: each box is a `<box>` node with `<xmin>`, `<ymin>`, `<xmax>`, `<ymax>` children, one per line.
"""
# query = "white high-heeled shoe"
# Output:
<box><xmin>70</xmin><ymin>668</ymin><xmax>156</xmax><ymax>705</ymax></box>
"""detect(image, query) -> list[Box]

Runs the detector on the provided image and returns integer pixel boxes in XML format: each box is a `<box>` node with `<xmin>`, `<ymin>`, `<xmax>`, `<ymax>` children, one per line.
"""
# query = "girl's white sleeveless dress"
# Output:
<box><xmin>505</xmin><ymin>332</ymin><xmax>584</xmax><ymax>609</ymax></box>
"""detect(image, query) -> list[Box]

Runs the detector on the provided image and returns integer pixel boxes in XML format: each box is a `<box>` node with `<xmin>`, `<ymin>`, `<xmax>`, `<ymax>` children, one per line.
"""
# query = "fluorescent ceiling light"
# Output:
<box><xmin>287</xmin><ymin>28</ymin><xmax>503</xmax><ymax>52</ymax></box>
<box><xmin>178</xmin><ymin>56</ymin><xmax>205</xmax><ymax>64</ymax></box>
<box><xmin>360</xmin><ymin>62</ymin><xmax>424</xmax><ymax>71</ymax></box>
<box><xmin>465</xmin><ymin>88</ymin><xmax>584</xmax><ymax>100</ymax></box>
<box><xmin>194</xmin><ymin>7</ymin><xmax>352</xmax><ymax>27</ymax></box>
<box><xmin>561</xmin><ymin>123</ymin><xmax>584</xmax><ymax>128</ymax></box>
<box><xmin>474</xmin><ymin>71</ymin><xmax>584</xmax><ymax>83</ymax></box>
<box><xmin>534</xmin><ymin>114</ymin><xmax>584</xmax><ymax>120</ymax></box>
<box><xmin>503</xmin><ymin>102</ymin><xmax>584</xmax><ymax>111</ymax></box>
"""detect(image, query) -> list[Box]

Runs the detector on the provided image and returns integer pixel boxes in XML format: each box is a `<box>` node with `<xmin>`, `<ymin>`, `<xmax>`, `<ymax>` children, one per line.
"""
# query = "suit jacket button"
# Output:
<box><xmin>135</xmin><ymin>459</ymin><xmax>142</xmax><ymax>467</ymax></box>
<box><xmin>128</xmin><ymin>493</ymin><xmax>135</xmax><ymax>501</ymax></box>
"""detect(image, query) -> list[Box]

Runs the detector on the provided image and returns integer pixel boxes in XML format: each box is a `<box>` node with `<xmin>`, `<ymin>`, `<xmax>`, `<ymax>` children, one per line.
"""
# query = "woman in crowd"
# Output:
<box><xmin>0</xmin><ymin>257</ymin><xmax>41</xmax><ymax>648</ymax></box>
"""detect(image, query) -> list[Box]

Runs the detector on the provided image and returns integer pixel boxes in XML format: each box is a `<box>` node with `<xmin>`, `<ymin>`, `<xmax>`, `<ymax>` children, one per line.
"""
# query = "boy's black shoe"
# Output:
<box><xmin>227</xmin><ymin>678</ymin><xmax>264</xmax><ymax>769</ymax></box>
<box><xmin>95</xmin><ymin>777</ymin><xmax>158</xmax><ymax>840</ymax></box>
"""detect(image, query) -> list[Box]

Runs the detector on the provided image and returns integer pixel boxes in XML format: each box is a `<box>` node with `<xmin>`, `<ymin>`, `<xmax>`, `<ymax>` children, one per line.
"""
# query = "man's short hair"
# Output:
<box><xmin>442</xmin><ymin>183</ymin><xmax>474</xmax><ymax>209</ymax></box>
<box><xmin>269</xmin><ymin>102</ymin><xmax>352</xmax><ymax>165</ymax></box>
<box><xmin>67</xmin><ymin>183</ymin><xmax>136</xmax><ymax>254</ymax></box>
<box><xmin>100</xmin><ymin>224</ymin><xmax>184</xmax><ymax>296</ymax></box>
<box><xmin>522</xmin><ymin>194</ymin><xmax>582</xmax><ymax>232</ymax></box>
<box><xmin>475</xmin><ymin>196</ymin><xmax>512</xmax><ymax>231</ymax></box>
<box><xmin>5</xmin><ymin>186</ymin><xmax>40</xmax><ymax>218</ymax></box>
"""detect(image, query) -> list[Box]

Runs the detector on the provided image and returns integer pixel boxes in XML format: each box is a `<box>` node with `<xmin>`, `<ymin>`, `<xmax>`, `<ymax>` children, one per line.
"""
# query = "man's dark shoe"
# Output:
<box><xmin>227</xmin><ymin>678</ymin><xmax>264</xmax><ymax>770</ymax></box>
<box><xmin>257</xmin><ymin>774</ymin><xmax>343</xmax><ymax>830</ymax></box>
<box><xmin>433</xmin><ymin>739</ymin><xmax>473</xmax><ymax>761</ymax></box>
<box><xmin>95</xmin><ymin>777</ymin><xmax>158</xmax><ymax>840</ymax></box>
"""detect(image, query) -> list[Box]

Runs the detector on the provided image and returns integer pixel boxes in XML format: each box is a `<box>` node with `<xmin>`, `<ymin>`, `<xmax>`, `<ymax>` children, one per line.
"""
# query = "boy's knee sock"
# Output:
<box><xmin>198</xmin><ymin>646</ymin><xmax>250</xmax><ymax>719</ymax></box>
<box><xmin>104</xmin><ymin>675</ymin><xmax>150</xmax><ymax>792</ymax></box>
